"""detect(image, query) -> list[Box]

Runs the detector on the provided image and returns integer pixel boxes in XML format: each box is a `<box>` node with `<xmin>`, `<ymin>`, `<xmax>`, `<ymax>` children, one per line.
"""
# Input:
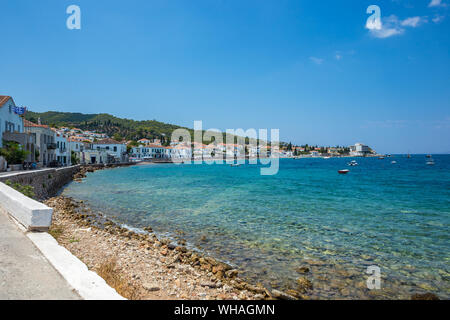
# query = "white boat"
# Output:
<box><xmin>348</xmin><ymin>160</ymin><xmax>358</xmax><ymax>166</ymax></box>
<box><xmin>391</xmin><ymin>161</ymin><xmax>397</xmax><ymax>164</ymax></box>
<box><xmin>426</xmin><ymin>159</ymin><xmax>435</xmax><ymax>165</ymax></box>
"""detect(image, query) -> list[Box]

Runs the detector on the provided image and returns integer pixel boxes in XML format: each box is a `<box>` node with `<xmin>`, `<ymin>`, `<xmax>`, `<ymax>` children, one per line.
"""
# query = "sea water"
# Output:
<box><xmin>63</xmin><ymin>155</ymin><xmax>450</xmax><ymax>299</ymax></box>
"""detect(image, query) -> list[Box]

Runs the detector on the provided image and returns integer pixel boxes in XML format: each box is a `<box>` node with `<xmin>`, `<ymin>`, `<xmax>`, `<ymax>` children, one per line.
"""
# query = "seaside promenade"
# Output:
<box><xmin>0</xmin><ymin>208</ymin><xmax>80</xmax><ymax>300</ymax></box>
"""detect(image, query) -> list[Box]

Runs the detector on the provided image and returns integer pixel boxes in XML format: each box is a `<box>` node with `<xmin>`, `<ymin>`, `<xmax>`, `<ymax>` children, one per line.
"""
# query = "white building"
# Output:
<box><xmin>131</xmin><ymin>144</ymin><xmax>167</xmax><ymax>160</ymax></box>
<box><xmin>91</xmin><ymin>138</ymin><xmax>127</xmax><ymax>162</ymax></box>
<box><xmin>24</xmin><ymin>119</ymin><xmax>56</xmax><ymax>166</ymax></box>
<box><xmin>349</xmin><ymin>143</ymin><xmax>373</xmax><ymax>157</ymax></box>
<box><xmin>0</xmin><ymin>96</ymin><xmax>24</xmax><ymax>148</ymax></box>
<box><xmin>54</xmin><ymin>131</ymin><xmax>70</xmax><ymax>166</ymax></box>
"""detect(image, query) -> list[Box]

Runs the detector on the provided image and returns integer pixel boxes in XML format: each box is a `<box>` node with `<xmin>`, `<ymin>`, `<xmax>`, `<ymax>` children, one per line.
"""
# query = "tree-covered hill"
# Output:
<box><xmin>25</xmin><ymin>111</ymin><xmax>192</xmax><ymax>144</ymax></box>
<box><xmin>24</xmin><ymin>111</ymin><xmax>263</xmax><ymax>146</ymax></box>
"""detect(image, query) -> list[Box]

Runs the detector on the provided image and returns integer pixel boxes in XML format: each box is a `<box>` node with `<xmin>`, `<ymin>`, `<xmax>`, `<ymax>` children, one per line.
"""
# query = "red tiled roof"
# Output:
<box><xmin>93</xmin><ymin>138</ymin><xmax>123</xmax><ymax>145</ymax></box>
<box><xmin>23</xmin><ymin>119</ymin><xmax>49</xmax><ymax>128</ymax></box>
<box><xmin>0</xmin><ymin>95</ymin><xmax>12</xmax><ymax>108</ymax></box>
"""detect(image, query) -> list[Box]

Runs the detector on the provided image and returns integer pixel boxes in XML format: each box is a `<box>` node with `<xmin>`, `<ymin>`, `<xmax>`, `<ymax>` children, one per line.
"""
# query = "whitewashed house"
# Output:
<box><xmin>131</xmin><ymin>144</ymin><xmax>167</xmax><ymax>160</ymax></box>
<box><xmin>24</xmin><ymin>119</ymin><xmax>57</xmax><ymax>166</ymax></box>
<box><xmin>91</xmin><ymin>138</ymin><xmax>127</xmax><ymax>162</ymax></box>
<box><xmin>54</xmin><ymin>131</ymin><xmax>70</xmax><ymax>166</ymax></box>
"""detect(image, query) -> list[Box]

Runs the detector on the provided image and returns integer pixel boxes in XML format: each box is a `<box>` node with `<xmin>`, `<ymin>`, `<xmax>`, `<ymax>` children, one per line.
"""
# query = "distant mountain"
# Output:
<box><xmin>24</xmin><ymin>111</ymin><xmax>261</xmax><ymax>145</ymax></box>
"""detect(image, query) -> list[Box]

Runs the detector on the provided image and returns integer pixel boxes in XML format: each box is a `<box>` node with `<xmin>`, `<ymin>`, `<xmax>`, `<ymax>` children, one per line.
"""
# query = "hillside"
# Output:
<box><xmin>24</xmin><ymin>111</ymin><xmax>263</xmax><ymax>146</ymax></box>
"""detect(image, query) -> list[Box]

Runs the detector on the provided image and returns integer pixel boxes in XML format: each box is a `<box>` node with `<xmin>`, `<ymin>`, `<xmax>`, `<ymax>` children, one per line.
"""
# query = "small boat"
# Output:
<box><xmin>407</xmin><ymin>154</ymin><xmax>411</xmax><ymax>158</ymax></box>
<box><xmin>426</xmin><ymin>155</ymin><xmax>432</xmax><ymax>158</ymax></box>
<box><xmin>391</xmin><ymin>161</ymin><xmax>397</xmax><ymax>164</ymax></box>
<box><xmin>348</xmin><ymin>160</ymin><xmax>358</xmax><ymax>166</ymax></box>
<box><xmin>426</xmin><ymin>159</ymin><xmax>435</xmax><ymax>165</ymax></box>
<box><xmin>338</xmin><ymin>169</ymin><xmax>349</xmax><ymax>174</ymax></box>
<box><xmin>378</xmin><ymin>156</ymin><xmax>385</xmax><ymax>159</ymax></box>
<box><xmin>230</xmin><ymin>164</ymin><xmax>241</xmax><ymax>167</ymax></box>
<box><xmin>323</xmin><ymin>156</ymin><xmax>331</xmax><ymax>159</ymax></box>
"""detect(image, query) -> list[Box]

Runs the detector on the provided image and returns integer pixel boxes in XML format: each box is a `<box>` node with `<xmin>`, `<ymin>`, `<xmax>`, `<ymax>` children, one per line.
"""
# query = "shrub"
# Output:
<box><xmin>5</xmin><ymin>180</ymin><xmax>35</xmax><ymax>198</ymax></box>
<box><xmin>0</xmin><ymin>141</ymin><xmax>30</xmax><ymax>164</ymax></box>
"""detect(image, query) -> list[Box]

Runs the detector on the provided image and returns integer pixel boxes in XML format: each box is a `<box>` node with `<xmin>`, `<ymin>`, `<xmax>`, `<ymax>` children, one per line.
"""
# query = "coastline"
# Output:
<box><xmin>47</xmin><ymin>165</ymin><xmax>299</xmax><ymax>300</ymax></box>
<box><xmin>45</xmin><ymin>162</ymin><xmax>445</xmax><ymax>301</ymax></box>
<box><xmin>45</xmin><ymin>194</ymin><xmax>278</xmax><ymax>300</ymax></box>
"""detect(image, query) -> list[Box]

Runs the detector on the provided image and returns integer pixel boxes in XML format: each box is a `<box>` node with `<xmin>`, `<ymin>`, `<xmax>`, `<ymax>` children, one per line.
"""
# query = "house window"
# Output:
<box><xmin>113</xmin><ymin>146</ymin><xmax>117</xmax><ymax>152</ymax></box>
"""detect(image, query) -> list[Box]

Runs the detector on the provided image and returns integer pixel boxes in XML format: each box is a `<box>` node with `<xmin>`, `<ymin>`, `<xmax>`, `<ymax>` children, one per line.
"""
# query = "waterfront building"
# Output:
<box><xmin>91</xmin><ymin>138</ymin><xmax>128</xmax><ymax>162</ymax></box>
<box><xmin>78</xmin><ymin>149</ymin><xmax>110</xmax><ymax>165</ymax></box>
<box><xmin>24</xmin><ymin>119</ymin><xmax>56</xmax><ymax>166</ymax></box>
<box><xmin>349</xmin><ymin>143</ymin><xmax>373</xmax><ymax>157</ymax></box>
<box><xmin>54</xmin><ymin>131</ymin><xmax>70</xmax><ymax>166</ymax></box>
<box><xmin>131</xmin><ymin>144</ymin><xmax>167</xmax><ymax>160</ymax></box>
<box><xmin>0</xmin><ymin>95</ymin><xmax>24</xmax><ymax>148</ymax></box>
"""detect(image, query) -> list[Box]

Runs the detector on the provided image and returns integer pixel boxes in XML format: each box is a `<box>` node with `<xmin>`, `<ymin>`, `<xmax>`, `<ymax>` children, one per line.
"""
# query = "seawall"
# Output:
<box><xmin>0</xmin><ymin>166</ymin><xmax>81</xmax><ymax>200</ymax></box>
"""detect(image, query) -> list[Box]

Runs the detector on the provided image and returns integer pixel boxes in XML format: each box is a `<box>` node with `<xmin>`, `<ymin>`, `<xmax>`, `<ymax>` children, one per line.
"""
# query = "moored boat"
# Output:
<box><xmin>338</xmin><ymin>169</ymin><xmax>350</xmax><ymax>174</ymax></box>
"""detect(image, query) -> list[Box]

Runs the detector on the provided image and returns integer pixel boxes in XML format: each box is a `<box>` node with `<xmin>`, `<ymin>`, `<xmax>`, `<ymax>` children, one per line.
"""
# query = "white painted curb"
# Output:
<box><xmin>28</xmin><ymin>232</ymin><xmax>126</xmax><ymax>300</ymax></box>
<box><xmin>0</xmin><ymin>182</ymin><xmax>53</xmax><ymax>231</ymax></box>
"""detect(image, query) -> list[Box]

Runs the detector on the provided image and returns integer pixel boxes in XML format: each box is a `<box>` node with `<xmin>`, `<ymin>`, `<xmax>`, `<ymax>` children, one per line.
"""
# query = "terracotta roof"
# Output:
<box><xmin>23</xmin><ymin>119</ymin><xmax>49</xmax><ymax>128</ymax></box>
<box><xmin>146</xmin><ymin>143</ymin><xmax>165</xmax><ymax>148</ymax></box>
<box><xmin>93</xmin><ymin>138</ymin><xmax>123</xmax><ymax>145</ymax></box>
<box><xmin>0</xmin><ymin>95</ymin><xmax>12</xmax><ymax>108</ymax></box>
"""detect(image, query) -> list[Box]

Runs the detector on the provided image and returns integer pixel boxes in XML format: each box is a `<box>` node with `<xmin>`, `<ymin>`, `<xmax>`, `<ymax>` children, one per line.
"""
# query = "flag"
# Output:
<box><xmin>13</xmin><ymin>106</ymin><xmax>27</xmax><ymax>115</ymax></box>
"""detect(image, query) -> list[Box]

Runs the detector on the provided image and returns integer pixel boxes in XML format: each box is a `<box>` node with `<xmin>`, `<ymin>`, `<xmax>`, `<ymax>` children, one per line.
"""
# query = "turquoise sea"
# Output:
<box><xmin>63</xmin><ymin>155</ymin><xmax>450</xmax><ymax>299</ymax></box>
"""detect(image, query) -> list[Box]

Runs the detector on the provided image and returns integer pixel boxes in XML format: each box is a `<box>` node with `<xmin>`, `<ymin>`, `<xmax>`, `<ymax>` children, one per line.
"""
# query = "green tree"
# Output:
<box><xmin>0</xmin><ymin>141</ymin><xmax>29</xmax><ymax>164</ymax></box>
<box><xmin>71</xmin><ymin>151</ymin><xmax>79</xmax><ymax>165</ymax></box>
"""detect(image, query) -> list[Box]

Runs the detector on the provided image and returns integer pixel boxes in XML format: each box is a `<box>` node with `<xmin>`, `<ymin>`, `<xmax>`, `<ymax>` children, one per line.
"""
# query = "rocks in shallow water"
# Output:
<box><xmin>411</xmin><ymin>293</ymin><xmax>439</xmax><ymax>300</ymax></box>
<box><xmin>296</xmin><ymin>277</ymin><xmax>313</xmax><ymax>293</ymax></box>
<box><xmin>225</xmin><ymin>269</ymin><xmax>239</xmax><ymax>278</ymax></box>
<box><xmin>296</xmin><ymin>266</ymin><xmax>310</xmax><ymax>274</ymax></box>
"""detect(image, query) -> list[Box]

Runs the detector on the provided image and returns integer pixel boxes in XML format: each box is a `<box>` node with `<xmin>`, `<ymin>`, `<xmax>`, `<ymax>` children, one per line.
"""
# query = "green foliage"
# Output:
<box><xmin>0</xmin><ymin>141</ymin><xmax>30</xmax><ymax>164</ymax></box>
<box><xmin>71</xmin><ymin>151</ymin><xmax>79</xmax><ymax>165</ymax></box>
<box><xmin>24</xmin><ymin>111</ymin><xmax>263</xmax><ymax>145</ymax></box>
<box><xmin>5</xmin><ymin>180</ymin><xmax>35</xmax><ymax>198</ymax></box>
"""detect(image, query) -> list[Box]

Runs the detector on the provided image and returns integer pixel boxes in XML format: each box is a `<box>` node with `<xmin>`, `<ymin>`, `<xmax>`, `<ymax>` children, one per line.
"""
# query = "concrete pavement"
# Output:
<box><xmin>0</xmin><ymin>208</ymin><xmax>80</xmax><ymax>300</ymax></box>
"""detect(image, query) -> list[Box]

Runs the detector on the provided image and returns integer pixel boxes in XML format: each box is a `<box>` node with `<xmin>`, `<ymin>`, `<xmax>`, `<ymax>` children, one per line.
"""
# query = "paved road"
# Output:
<box><xmin>0</xmin><ymin>209</ymin><xmax>80</xmax><ymax>300</ymax></box>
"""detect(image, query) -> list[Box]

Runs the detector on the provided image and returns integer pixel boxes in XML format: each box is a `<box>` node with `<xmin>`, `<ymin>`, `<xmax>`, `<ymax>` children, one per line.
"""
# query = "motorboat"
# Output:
<box><xmin>426</xmin><ymin>159</ymin><xmax>435</xmax><ymax>165</ymax></box>
<box><xmin>348</xmin><ymin>160</ymin><xmax>358</xmax><ymax>166</ymax></box>
<box><xmin>391</xmin><ymin>161</ymin><xmax>397</xmax><ymax>164</ymax></box>
<box><xmin>338</xmin><ymin>169</ymin><xmax>350</xmax><ymax>174</ymax></box>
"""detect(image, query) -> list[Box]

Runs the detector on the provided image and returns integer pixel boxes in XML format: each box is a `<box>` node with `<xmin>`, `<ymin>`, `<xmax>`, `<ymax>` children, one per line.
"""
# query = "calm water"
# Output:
<box><xmin>63</xmin><ymin>155</ymin><xmax>450</xmax><ymax>299</ymax></box>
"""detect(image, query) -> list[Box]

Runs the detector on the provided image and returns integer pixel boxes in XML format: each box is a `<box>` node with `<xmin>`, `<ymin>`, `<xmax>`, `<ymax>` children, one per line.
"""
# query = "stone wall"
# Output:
<box><xmin>0</xmin><ymin>166</ymin><xmax>81</xmax><ymax>200</ymax></box>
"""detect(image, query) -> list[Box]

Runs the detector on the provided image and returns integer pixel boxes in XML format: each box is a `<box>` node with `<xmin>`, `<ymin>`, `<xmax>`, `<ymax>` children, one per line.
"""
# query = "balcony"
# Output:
<box><xmin>47</xmin><ymin>143</ymin><xmax>57</xmax><ymax>150</ymax></box>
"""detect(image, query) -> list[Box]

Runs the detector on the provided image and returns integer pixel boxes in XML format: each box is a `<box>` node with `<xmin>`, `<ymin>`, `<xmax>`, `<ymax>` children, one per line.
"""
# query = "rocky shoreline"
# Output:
<box><xmin>46</xmin><ymin>165</ymin><xmax>441</xmax><ymax>301</ymax></box>
<box><xmin>46</xmin><ymin>165</ymin><xmax>307</xmax><ymax>300</ymax></box>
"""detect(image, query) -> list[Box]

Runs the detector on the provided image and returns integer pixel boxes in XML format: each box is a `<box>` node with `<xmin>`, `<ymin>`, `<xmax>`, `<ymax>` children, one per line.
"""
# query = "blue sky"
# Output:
<box><xmin>1</xmin><ymin>0</ymin><xmax>449</xmax><ymax>154</ymax></box>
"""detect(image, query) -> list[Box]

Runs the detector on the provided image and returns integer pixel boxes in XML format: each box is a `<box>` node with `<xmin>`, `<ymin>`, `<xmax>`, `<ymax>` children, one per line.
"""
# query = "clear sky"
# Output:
<box><xmin>1</xmin><ymin>0</ymin><xmax>449</xmax><ymax>154</ymax></box>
